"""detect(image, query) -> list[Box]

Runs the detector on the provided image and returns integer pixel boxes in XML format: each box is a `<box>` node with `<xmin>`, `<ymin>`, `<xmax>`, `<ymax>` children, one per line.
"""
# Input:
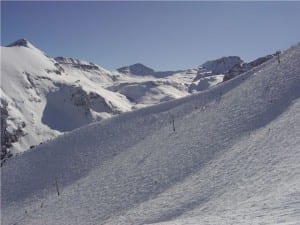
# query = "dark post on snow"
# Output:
<box><xmin>171</xmin><ymin>115</ymin><xmax>175</xmax><ymax>132</ymax></box>
<box><xmin>55</xmin><ymin>178</ymin><xmax>60</xmax><ymax>196</ymax></box>
<box><xmin>276</xmin><ymin>51</ymin><xmax>281</xmax><ymax>64</ymax></box>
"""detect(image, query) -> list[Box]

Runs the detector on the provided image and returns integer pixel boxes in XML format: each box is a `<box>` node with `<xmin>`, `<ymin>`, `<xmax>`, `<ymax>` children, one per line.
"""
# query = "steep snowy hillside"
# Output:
<box><xmin>2</xmin><ymin>43</ymin><xmax>299</xmax><ymax>225</ymax></box>
<box><xmin>1</xmin><ymin>40</ymin><xmax>225</xmax><ymax>156</ymax></box>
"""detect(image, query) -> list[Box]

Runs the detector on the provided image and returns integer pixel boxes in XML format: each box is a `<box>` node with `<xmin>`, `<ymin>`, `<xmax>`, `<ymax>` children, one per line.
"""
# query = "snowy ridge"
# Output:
<box><xmin>54</xmin><ymin>56</ymin><xmax>109</xmax><ymax>73</ymax></box>
<box><xmin>6</xmin><ymin>39</ymin><xmax>43</xmax><ymax>54</ymax></box>
<box><xmin>1</xmin><ymin>43</ymin><xmax>300</xmax><ymax>225</ymax></box>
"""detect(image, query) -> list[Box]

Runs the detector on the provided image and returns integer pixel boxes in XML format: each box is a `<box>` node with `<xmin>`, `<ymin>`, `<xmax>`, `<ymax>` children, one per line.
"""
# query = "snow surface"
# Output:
<box><xmin>1</xmin><ymin>43</ymin><xmax>300</xmax><ymax>225</ymax></box>
<box><xmin>1</xmin><ymin>40</ymin><xmax>222</xmax><ymax>153</ymax></box>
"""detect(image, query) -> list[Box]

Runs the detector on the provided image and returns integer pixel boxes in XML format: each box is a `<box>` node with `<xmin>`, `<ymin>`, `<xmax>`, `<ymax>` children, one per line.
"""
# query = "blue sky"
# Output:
<box><xmin>1</xmin><ymin>1</ymin><xmax>300</xmax><ymax>70</ymax></box>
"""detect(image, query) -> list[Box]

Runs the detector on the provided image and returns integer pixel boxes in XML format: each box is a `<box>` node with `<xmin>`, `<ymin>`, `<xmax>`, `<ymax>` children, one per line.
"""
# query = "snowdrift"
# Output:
<box><xmin>1</xmin><ymin>44</ymin><xmax>300</xmax><ymax>225</ymax></box>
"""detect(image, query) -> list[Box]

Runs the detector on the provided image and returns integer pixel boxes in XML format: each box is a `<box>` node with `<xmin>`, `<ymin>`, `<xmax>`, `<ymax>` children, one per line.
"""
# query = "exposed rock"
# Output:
<box><xmin>55</xmin><ymin>57</ymin><xmax>100</xmax><ymax>71</ymax></box>
<box><xmin>223</xmin><ymin>53</ymin><xmax>276</xmax><ymax>81</ymax></box>
<box><xmin>1</xmin><ymin>99</ymin><xmax>25</xmax><ymax>165</ymax></box>
<box><xmin>6</xmin><ymin>39</ymin><xmax>32</xmax><ymax>48</ymax></box>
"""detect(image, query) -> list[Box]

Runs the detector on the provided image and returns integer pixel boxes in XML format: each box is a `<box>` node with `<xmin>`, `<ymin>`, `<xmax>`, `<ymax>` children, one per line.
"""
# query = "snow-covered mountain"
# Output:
<box><xmin>1</xmin><ymin>39</ymin><xmax>133</xmax><ymax>157</ymax></box>
<box><xmin>117</xmin><ymin>63</ymin><xmax>156</xmax><ymax>76</ymax></box>
<box><xmin>117</xmin><ymin>63</ymin><xmax>184</xmax><ymax>78</ymax></box>
<box><xmin>202</xmin><ymin>56</ymin><xmax>243</xmax><ymax>74</ymax></box>
<box><xmin>1</xmin><ymin>39</ymin><xmax>226</xmax><ymax>157</ymax></box>
<box><xmin>1</xmin><ymin>43</ymin><xmax>299</xmax><ymax>225</ymax></box>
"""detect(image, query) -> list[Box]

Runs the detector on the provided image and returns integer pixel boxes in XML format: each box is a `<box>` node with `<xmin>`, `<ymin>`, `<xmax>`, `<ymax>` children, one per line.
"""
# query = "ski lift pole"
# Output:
<box><xmin>55</xmin><ymin>178</ymin><xmax>60</xmax><ymax>196</ymax></box>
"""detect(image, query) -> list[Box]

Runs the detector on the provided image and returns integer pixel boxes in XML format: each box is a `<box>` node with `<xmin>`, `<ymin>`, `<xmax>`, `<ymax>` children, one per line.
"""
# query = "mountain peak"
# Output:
<box><xmin>6</xmin><ymin>39</ymin><xmax>35</xmax><ymax>48</ymax></box>
<box><xmin>202</xmin><ymin>56</ymin><xmax>243</xmax><ymax>74</ymax></box>
<box><xmin>117</xmin><ymin>63</ymin><xmax>155</xmax><ymax>76</ymax></box>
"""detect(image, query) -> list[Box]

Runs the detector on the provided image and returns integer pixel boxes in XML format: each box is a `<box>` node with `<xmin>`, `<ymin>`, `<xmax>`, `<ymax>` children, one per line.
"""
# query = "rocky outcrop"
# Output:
<box><xmin>6</xmin><ymin>38</ymin><xmax>32</xmax><ymax>48</ymax></box>
<box><xmin>1</xmin><ymin>100</ymin><xmax>25</xmax><ymax>165</ymax></box>
<box><xmin>55</xmin><ymin>57</ymin><xmax>100</xmax><ymax>71</ymax></box>
<box><xmin>223</xmin><ymin>53</ymin><xmax>276</xmax><ymax>81</ymax></box>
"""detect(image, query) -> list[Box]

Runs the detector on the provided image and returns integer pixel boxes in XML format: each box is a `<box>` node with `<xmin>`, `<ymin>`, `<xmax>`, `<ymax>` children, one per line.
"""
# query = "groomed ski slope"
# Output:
<box><xmin>1</xmin><ymin>44</ymin><xmax>300</xmax><ymax>225</ymax></box>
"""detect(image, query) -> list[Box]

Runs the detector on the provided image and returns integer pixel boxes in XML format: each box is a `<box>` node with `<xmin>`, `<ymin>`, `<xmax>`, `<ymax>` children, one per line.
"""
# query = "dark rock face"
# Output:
<box><xmin>1</xmin><ymin>100</ymin><xmax>25</xmax><ymax>165</ymax></box>
<box><xmin>55</xmin><ymin>57</ymin><xmax>100</xmax><ymax>71</ymax></box>
<box><xmin>1</xmin><ymin>100</ymin><xmax>9</xmax><ymax>161</ymax></box>
<box><xmin>223</xmin><ymin>54</ymin><xmax>276</xmax><ymax>82</ymax></box>
<box><xmin>6</xmin><ymin>38</ymin><xmax>31</xmax><ymax>48</ymax></box>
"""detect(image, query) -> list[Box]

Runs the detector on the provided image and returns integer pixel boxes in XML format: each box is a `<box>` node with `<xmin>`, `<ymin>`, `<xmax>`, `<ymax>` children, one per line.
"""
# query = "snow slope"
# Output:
<box><xmin>1</xmin><ymin>43</ymin><xmax>300</xmax><ymax>225</ymax></box>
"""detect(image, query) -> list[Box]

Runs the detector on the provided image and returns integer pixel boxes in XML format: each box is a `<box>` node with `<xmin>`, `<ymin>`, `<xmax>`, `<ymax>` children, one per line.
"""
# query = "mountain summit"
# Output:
<box><xmin>6</xmin><ymin>38</ymin><xmax>36</xmax><ymax>49</ymax></box>
<box><xmin>117</xmin><ymin>63</ymin><xmax>155</xmax><ymax>76</ymax></box>
<box><xmin>202</xmin><ymin>56</ymin><xmax>243</xmax><ymax>74</ymax></box>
